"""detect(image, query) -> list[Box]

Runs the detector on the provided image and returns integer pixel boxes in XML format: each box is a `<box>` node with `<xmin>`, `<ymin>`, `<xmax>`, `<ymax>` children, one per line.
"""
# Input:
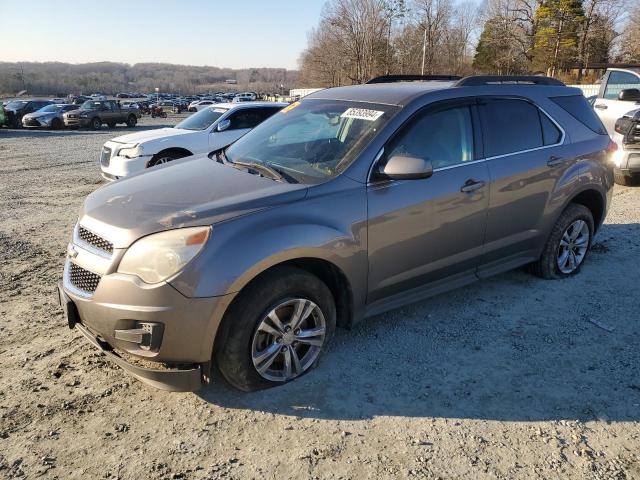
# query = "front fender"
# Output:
<box><xmin>170</xmin><ymin>181</ymin><xmax>368</xmax><ymax>309</ymax></box>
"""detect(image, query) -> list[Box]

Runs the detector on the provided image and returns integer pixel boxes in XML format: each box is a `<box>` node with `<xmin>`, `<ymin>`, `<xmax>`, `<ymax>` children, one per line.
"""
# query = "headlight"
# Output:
<box><xmin>118</xmin><ymin>144</ymin><xmax>143</xmax><ymax>158</ymax></box>
<box><xmin>117</xmin><ymin>227</ymin><xmax>211</xmax><ymax>284</ymax></box>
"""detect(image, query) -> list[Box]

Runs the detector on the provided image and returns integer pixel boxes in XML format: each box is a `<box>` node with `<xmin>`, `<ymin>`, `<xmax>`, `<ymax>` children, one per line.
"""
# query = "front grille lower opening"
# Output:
<box><xmin>69</xmin><ymin>262</ymin><xmax>101</xmax><ymax>294</ymax></box>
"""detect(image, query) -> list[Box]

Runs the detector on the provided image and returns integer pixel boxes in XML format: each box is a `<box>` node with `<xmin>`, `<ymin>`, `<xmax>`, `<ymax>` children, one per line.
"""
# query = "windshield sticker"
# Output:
<box><xmin>281</xmin><ymin>101</ymin><xmax>300</xmax><ymax>114</ymax></box>
<box><xmin>213</xmin><ymin>108</ymin><xmax>227</xmax><ymax>113</ymax></box>
<box><xmin>341</xmin><ymin>108</ymin><xmax>384</xmax><ymax>121</ymax></box>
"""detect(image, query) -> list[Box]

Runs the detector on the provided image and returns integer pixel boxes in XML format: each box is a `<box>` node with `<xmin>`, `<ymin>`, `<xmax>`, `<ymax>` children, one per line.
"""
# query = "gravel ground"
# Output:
<box><xmin>1</xmin><ymin>116</ymin><xmax>639</xmax><ymax>480</ymax></box>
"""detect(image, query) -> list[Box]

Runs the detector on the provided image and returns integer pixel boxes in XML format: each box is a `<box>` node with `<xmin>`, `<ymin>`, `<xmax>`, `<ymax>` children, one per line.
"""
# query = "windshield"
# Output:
<box><xmin>80</xmin><ymin>101</ymin><xmax>103</xmax><ymax>110</ymax></box>
<box><xmin>6</xmin><ymin>100</ymin><xmax>28</xmax><ymax>109</ymax></box>
<box><xmin>175</xmin><ymin>107</ymin><xmax>227</xmax><ymax>131</ymax></box>
<box><xmin>224</xmin><ymin>99</ymin><xmax>396</xmax><ymax>183</ymax></box>
<box><xmin>38</xmin><ymin>105</ymin><xmax>64</xmax><ymax>113</ymax></box>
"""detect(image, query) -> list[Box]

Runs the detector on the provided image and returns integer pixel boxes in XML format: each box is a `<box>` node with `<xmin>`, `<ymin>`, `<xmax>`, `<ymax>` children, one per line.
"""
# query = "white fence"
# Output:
<box><xmin>567</xmin><ymin>84</ymin><xmax>600</xmax><ymax>97</ymax></box>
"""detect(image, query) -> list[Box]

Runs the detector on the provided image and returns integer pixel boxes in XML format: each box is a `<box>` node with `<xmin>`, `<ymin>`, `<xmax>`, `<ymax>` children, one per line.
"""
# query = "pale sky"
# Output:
<box><xmin>0</xmin><ymin>0</ymin><xmax>327</xmax><ymax>69</ymax></box>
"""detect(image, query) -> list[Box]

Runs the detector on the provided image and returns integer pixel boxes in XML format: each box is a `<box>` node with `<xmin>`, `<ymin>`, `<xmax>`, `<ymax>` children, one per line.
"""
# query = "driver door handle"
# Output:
<box><xmin>594</xmin><ymin>104</ymin><xmax>607</xmax><ymax>110</ymax></box>
<box><xmin>460</xmin><ymin>179</ymin><xmax>485</xmax><ymax>193</ymax></box>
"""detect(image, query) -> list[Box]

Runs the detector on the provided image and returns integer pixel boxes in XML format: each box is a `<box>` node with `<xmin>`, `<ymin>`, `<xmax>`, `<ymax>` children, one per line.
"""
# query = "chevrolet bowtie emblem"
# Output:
<box><xmin>67</xmin><ymin>244</ymin><xmax>79</xmax><ymax>258</ymax></box>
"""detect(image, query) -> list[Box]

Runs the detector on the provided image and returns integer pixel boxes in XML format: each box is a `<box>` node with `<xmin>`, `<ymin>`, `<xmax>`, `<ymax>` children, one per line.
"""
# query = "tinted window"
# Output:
<box><xmin>551</xmin><ymin>95</ymin><xmax>606</xmax><ymax>135</ymax></box>
<box><xmin>480</xmin><ymin>99</ymin><xmax>542</xmax><ymax>157</ymax></box>
<box><xmin>540</xmin><ymin>112</ymin><xmax>562</xmax><ymax>145</ymax></box>
<box><xmin>604</xmin><ymin>71</ymin><xmax>640</xmax><ymax>100</ymax></box>
<box><xmin>387</xmin><ymin>105</ymin><xmax>474</xmax><ymax>169</ymax></box>
<box><xmin>228</xmin><ymin>108</ymin><xmax>272</xmax><ymax>130</ymax></box>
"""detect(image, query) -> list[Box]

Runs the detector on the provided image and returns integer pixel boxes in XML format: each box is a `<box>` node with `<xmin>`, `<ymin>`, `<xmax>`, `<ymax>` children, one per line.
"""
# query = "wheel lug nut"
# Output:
<box><xmin>294</xmin><ymin>329</ymin><xmax>300</xmax><ymax>335</ymax></box>
<box><xmin>281</xmin><ymin>346</ymin><xmax>287</xmax><ymax>352</ymax></box>
<box><xmin>284</xmin><ymin>326</ymin><xmax>291</xmax><ymax>332</ymax></box>
<box><xmin>276</xmin><ymin>337</ymin><xmax>282</xmax><ymax>343</ymax></box>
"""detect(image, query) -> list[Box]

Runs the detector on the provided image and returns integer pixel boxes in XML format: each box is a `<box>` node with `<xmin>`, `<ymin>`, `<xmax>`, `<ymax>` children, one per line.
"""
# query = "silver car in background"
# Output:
<box><xmin>22</xmin><ymin>103</ymin><xmax>78</xmax><ymax>129</ymax></box>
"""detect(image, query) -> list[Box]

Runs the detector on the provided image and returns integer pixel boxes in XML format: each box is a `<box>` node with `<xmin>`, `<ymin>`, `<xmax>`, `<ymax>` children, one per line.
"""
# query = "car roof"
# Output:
<box><xmin>209</xmin><ymin>101</ymin><xmax>288</xmax><ymax>110</ymax></box>
<box><xmin>306</xmin><ymin>81</ymin><xmax>455</xmax><ymax>106</ymax></box>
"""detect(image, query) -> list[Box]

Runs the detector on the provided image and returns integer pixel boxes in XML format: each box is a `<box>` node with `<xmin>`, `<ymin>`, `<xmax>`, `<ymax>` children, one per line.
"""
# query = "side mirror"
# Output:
<box><xmin>216</xmin><ymin>119</ymin><xmax>231</xmax><ymax>132</ymax></box>
<box><xmin>380</xmin><ymin>155</ymin><xmax>433</xmax><ymax>180</ymax></box>
<box><xmin>618</xmin><ymin>89</ymin><xmax>640</xmax><ymax>102</ymax></box>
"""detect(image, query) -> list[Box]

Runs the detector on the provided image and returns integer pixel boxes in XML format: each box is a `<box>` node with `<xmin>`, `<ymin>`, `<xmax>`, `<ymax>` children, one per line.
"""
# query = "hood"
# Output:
<box><xmin>24</xmin><ymin>111</ymin><xmax>57</xmax><ymax>119</ymax></box>
<box><xmin>109</xmin><ymin>127</ymin><xmax>191</xmax><ymax>144</ymax></box>
<box><xmin>80</xmin><ymin>155</ymin><xmax>308</xmax><ymax>248</ymax></box>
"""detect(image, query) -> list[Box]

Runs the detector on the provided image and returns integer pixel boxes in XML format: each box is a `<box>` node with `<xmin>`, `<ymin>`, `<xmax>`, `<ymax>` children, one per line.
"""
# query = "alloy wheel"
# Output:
<box><xmin>251</xmin><ymin>298</ymin><xmax>326</xmax><ymax>382</ymax></box>
<box><xmin>557</xmin><ymin>219</ymin><xmax>590</xmax><ymax>274</ymax></box>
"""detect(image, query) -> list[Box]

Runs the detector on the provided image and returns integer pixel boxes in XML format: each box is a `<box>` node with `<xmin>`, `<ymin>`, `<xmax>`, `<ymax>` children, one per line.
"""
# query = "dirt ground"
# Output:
<box><xmin>0</xmin><ymin>116</ymin><xmax>639</xmax><ymax>480</ymax></box>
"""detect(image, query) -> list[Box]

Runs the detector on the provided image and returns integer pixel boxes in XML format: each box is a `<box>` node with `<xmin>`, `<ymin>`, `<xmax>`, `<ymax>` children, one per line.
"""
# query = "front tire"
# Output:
<box><xmin>215</xmin><ymin>266</ymin><xmax>336</xmax><ymax>391</ymax></box>
<box><xmin>90</xmin><ymin>117</ymin><xmax>101</xmax><ymax>130</ymax></box>
<box><xmin>530</xmin><ymin>204</ymin><xmax>594</xmax><ymax>279</ymax></box>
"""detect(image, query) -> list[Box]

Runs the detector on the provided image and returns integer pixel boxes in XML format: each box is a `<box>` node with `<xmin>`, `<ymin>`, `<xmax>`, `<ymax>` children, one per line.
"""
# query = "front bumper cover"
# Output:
<box><xmin>58</xmin><ymin>281</ymin><xmax>205</xmax><ymax>392</ymax></box>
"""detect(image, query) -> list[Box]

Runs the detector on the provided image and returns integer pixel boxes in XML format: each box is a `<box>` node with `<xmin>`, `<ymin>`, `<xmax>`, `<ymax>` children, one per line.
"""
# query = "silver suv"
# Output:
<box><xmin>58</xmin><ymin>75</ymin><xmax>614</xmax><ymax>392</ymax></box>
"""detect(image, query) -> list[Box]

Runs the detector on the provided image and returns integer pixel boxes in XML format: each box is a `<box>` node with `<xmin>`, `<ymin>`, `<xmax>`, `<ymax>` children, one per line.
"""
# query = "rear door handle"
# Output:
<box><xmin>547</xmin><ymin>155</ymin><xmax>564</xmax><ymax>167</ymax></box>
<box><xmin>594</xmin><ymin>104</ymin><xmax>607</xmax><ymax>110</ymax></box>
<box><xmin>460</xmin><ymin>179</ymin><xmax>486</xmax><ymax>193</ymax></box>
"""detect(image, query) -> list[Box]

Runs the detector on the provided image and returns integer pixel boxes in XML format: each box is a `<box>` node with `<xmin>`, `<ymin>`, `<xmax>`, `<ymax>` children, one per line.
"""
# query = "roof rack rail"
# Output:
<box><xmin>366</xmin><ymin>74</ymin><xmax>461</xmax><ymax>84</ymax></box>
<box><xmin>455</xmin><ymin>75</ymin><xmax>565</xmax><ymax>87</ymax></box>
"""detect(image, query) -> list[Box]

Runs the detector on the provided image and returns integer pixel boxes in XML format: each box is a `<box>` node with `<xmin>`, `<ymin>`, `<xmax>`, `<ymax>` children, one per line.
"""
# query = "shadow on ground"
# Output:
<box><xmin>198</xmin><ymin>222</ymin><xmax>640</xmax><ymax>423</ymax></box>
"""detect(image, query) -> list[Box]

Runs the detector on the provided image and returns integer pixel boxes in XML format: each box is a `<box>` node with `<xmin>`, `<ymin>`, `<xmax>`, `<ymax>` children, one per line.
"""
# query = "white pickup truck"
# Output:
<box><xmin>100</xmin><ymin>102</ymin><xmax>286</xmax><ymax>181</ymax></box>
<box><xmin>592</xmin><ymin>68</ymin><xmax>640</xmax><ymax>185</ymax></box>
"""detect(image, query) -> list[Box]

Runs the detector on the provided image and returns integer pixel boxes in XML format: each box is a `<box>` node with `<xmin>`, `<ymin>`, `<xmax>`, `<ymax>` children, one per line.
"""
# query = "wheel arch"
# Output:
<box><xmin>568</xmin><ymin>187</ymin><xmax>605</xmax><ymax>232</ymax></box>
<box><xmin>149</xmin><ymin>147</ymin><xmax>194</xmax><ymax>163</ymax></box>
<box><xmin>210</xmin><ymin>257</ymin><xmax>355</xmax><ymax>367</ymax></box>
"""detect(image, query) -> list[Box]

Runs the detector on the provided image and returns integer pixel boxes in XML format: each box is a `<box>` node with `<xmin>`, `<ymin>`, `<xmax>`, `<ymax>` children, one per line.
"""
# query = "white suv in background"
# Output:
<box><xmin>592</xmin><ymin>68</ymin><xmax>640</xmax><ymax>185</ymax></box>
<box><xmin>100</xmin><ymin>102</ymin><xmax>287</xmax><ymax>181</ymax></box>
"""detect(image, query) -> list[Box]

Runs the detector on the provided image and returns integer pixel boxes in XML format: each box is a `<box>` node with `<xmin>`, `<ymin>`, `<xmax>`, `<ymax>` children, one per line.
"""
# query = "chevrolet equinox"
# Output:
<box><xmin>58</xmin><ymin>75</ymin><xmax>614</xmax><ymax>392</ymax></box>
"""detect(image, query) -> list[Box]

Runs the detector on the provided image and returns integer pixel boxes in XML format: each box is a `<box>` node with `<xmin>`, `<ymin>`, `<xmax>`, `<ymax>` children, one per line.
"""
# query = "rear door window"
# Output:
<box><xmin>479</xmin><ymin>99</ymin><xmax>544</xmax><ymax>157</ymax></box>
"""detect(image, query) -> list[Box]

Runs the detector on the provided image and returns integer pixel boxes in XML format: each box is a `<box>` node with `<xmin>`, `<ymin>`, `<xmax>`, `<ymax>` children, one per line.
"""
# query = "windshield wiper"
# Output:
<box><xmin>230</xmin><ymin>159</ymin><xmax>285</xmax><ymax>182</ymax></box>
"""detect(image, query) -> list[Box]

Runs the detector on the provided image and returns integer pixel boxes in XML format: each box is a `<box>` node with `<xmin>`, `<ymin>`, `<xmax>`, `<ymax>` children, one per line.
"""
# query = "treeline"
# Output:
<box><xmin>299</xmin><ymin>0</ymin><xmax>640</xmax><ymax>87</ymax></box>
<box><xmin>0</xmin><ymin>62</ymin><xmax>298</xmax><ymax>96</ymax></box>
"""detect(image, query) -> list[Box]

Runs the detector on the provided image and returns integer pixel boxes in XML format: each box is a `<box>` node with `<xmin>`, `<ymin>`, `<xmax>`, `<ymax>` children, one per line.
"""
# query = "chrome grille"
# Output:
<box><xmin>69</xmin><ymin>263</ymin><xmax>101</xmax><ymax>294</ymax></box>
<box><xmin>100</xmin><ymin>146</ymin><xmax>111</xmax><ymax>167</ymax></box>
<box><xmin>78</xmin><ymin>226</ymin><xmax>113</xmax><ymax>254</ymax></box>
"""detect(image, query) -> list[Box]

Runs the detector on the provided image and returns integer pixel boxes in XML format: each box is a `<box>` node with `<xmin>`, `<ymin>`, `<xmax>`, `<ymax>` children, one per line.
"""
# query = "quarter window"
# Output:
<box><xmin>386</xmin><ymin>105</ymin><xmax>474</xmax><ymax>170</ymax></box>
<box><xmin>604</xmin><ymin>71</ymin><xmax>640</xmax><ymax>100</ymax></box>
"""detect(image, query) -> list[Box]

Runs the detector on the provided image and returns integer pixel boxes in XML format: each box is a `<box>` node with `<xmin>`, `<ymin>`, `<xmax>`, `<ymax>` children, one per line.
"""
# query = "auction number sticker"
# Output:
<box><xmin>341</xmin><ymin>108</ymin><xmax>384</xmax><ymax>121</ymax></box>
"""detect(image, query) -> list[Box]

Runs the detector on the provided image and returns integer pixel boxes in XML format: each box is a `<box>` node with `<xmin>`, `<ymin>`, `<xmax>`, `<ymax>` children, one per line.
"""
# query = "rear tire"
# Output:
<box><xmin>51</xmin><ymin>118</ymin><xmax>63</xmax><ymax>130</ymax></box>
<box><xmin>126</xmin><ymin>115</ymin><xmax>137</xmax><ymax>128</ymax></box>
<box><xmin>614</xmin><ymin>169</ymin><xmax>640</xmax><ymax>186</ymax></box>
<box><xmin>530</xmin><ymin>204</ymin><xmax>594</xmax><ymax>279</ymax></box>
<box><xmin>215</xmin><ymin>266</ymin><xmax>336</xmax><ymax>391</ymax></box>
